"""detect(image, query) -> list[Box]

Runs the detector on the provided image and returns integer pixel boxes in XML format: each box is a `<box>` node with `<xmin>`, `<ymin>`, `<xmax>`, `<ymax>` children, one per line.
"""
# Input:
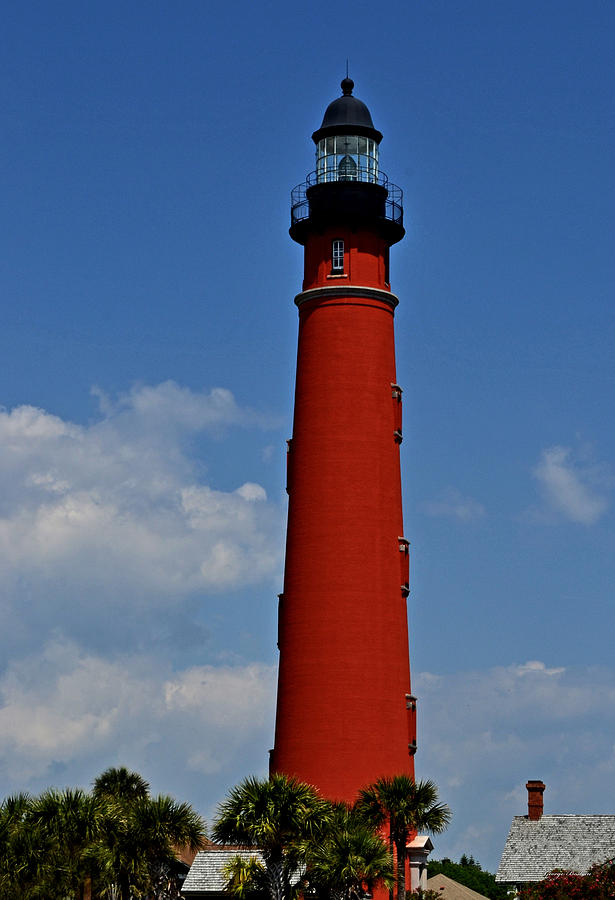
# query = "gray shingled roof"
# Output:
<box><xmin>183</xmin><ymin>849</ymin><xmax>264</xmax><ymax>894</ymax></box>
<box><xmin>496</xmin><ymin>815</ymin><xmax>615</xmax><ymax>883</ymax></box>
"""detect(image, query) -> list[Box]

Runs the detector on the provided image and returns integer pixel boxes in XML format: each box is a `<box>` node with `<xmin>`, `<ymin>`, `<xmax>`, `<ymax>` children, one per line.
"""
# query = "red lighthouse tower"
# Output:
<box><xmin>271</xmin><ymin>79</ymin><xmax>416</xmax><ymax>802</ymax></box>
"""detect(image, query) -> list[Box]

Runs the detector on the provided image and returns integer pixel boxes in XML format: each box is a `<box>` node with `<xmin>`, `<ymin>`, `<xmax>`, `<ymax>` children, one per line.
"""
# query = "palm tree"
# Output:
<box><xmin>0</xmin><ymin>793</ymin><xmax>45</xmax><ymax>900</ymax></box>
<box><xmin>356</xmin><ymin>776</ymin><xmax>450</xmax><ymax>900</ymax></box>
<box><xmin>212</xmin><ymin>774</ymin><xmax>331</xmax><ymax>900</ymax></box>
<box><xmin>0</xmin><ymin>770</ymin><xmax>204</xmax><ymax>900</ymax></box>
<box><xmin>93</xmin><ymin>766</ymin><xmax>151</xmax><ymax>900</ymax></box>
<box><xmin>132</xmin><ymin>794</ymin><xmax>206</xmax><ymax>883</ymax></box>
<box><xmin>96</xmin><ymin>795</ymin><xmax>204</xmax><ymax>900</ymax></box>
<box><xmin>222</xmin><ymin>854</ymin><xmax>269</xmax><ymax>900</ymax></box>
<box><xmin>93</xmin><ymin>767</ymin><xmax>206</xmax><ymax>900</ymax></box>
<box><xmin>301</xmin><ymin>804</ymin><xmax>395</xmax><ymax>900</ymax></box>
<box><xmin>26</xmin><ymin>788</ymin><xmax>102</xmax><ymax>900</ymax></box>
<box><xmin>92</xmin><ymin>767</ymin><xmax>150</xmax><ymax>805</ymax></box>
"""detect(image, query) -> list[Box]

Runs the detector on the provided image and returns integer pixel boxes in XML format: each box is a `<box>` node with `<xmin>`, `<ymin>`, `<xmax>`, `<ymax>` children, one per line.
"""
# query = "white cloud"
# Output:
<box><xmin>92</xmin><ymin>382</ymin><xmax>270</xmax><ymax>433</ymax></box>
<box><xmin>260</xmin><ymin>445</ymin><xmax>275</xmax><ymax>463</ymax></box>
<box><xmin>0</xmin><ymin>381</ymin><xmax>285</xmax><ymax>811</ymax></box>
<box><xmin>0</xmin><ymin>638</ymin><xmax>277</xmax><ymax>784</ymax></box>
<box><xmin>165</xmin><ymin>663</ymin><xmax>275</xmax><ymax>736</ymax></box>
<box><xmin>415</xmin><ymin>661</ymin><xmax>615</xmax><ymax>870</ymax></box>
<box><xmin>515</xmin><ymin>660</ymin><xmax>565</xmax><ymax>677</ymax></box>
<box><xmin>532</xmin><ymin>445</ymin><xmax>610</xmax><ymax>524</ymax></box>
<box><xmin>0</xmin><ymin>382</ymin><xmax>284</xmax><ymax>656</ymax></box>
<box><xmin>234</xmin><ymin>482</ymin><xmax>268</xmax><ymax>502</ymax></box>
<box><xmin>422</xmin><ymin>487</ymin><xmax>486</xmax><ymax>521</ymax></box>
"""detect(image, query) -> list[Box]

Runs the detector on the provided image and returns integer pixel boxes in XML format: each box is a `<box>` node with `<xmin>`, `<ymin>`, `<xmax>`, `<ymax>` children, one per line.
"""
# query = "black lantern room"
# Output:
<box><xmin>290</xmin><ymin>78</ymin><xmax>404</xmax><ymax>246</ymax></box>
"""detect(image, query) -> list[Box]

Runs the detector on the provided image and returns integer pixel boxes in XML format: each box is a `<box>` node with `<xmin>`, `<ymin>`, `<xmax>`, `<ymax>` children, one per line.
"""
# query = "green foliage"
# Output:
<box><xmin>92</xmin><ymin>766</ymin><xmax>150</xmax><ymax>804</ymax></box>
<box><xmin>357</xmin><ymin>776</ymin><xmax>451</xmax><ymax>900</ymax></box>
<box><xmin>517</xmin><ymin>858</ymin><xmax>615</xmax><ymax>899</ymax></box>
<box><xmin>216</xmin><ymin>777</ymin><xmax>396</xmax><ymax>900</ymax></box>
<box><xmin>212</xmin><ymin>773</ymin><xmax>330</xmax><ymax>859</ymax></box>
<box><xmin>213</xmin><ymin>774</ymin><xmax>333</xmax><ymax>900</ymax></box>
<box><xmin>27</xmin><ymin>787</ymin><xmax>104</xmax><ymax>898</ymax></box>
<box><xmin>301</xmin><ymin>804</ymin><xmax>395</xmax><ymax>900</ymax></box>
<box><xmin>0</xmin><ymin>792</ymin><xmax>49</xmax><ymax>899</ymax></box>
<box><xmin>427</xmin><ymin>856</ymin><xmax>509</xmax><ymax>900</ymax></box>
<box><xmin>222</xmin><ymin>854</ymin><xmax>269</xmax><ymax>900</ymax></box>
<box><xmin>0</xmin><ymin>767</ymin><xmax>206</xmax><ymax>900</ymax></box>
<box><xmin>3</xmin><ymin>769</ymin><xmax>452</xmax><ymax>900</ymax></box>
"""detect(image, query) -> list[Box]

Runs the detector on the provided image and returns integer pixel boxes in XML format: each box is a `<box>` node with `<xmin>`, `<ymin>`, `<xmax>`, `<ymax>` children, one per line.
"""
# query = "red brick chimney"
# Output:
<box><xmin>526</xmin><ymin>780</ymin><xmax>545</xmax><ymax>820</ymax></box>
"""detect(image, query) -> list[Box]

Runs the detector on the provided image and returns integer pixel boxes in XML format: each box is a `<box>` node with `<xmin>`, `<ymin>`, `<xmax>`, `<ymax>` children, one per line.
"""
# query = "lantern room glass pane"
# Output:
<box><xmin>316</xmin><ymin>135</ymin><xmax>379</xmax><ymax>184</ymax></box>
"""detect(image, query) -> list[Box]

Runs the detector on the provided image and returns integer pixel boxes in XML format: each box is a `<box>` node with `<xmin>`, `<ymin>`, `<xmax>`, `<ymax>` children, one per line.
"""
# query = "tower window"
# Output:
<box><xmin>332</xmin><ymin>239</ymin><xmax>344</xmax><ymax>272</ymax></box>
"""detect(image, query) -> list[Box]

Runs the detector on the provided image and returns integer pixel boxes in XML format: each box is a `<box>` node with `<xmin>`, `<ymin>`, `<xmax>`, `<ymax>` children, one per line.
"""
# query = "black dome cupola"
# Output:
<box><xmin>312</xmin><ymin>78</ymin><xmax>383</xmax><ymax>144</ymax></box>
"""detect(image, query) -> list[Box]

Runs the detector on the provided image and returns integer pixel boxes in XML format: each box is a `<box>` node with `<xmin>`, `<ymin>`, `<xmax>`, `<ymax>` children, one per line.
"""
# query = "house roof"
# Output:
<box><xmin>408</xmin><ymin>835</ymin><xmax>434</xmax><ymax>853</ymax></box>
<box><xmin>183</xmin><ymin>848</ymin><xmax>264</xmax><ymax>894</ymax></box>
<box><xmin>175</xmin><ymin>843</ymin><xmax>200</xmax><ymax>867</ymax></box>
<box><xmin>425</xmin><ymin>873</ymin><xmax>490</xmax><ymax>900</ymax></box>
<box><xmin>496</xmin><ymin>815</ymin><xmax>615</xmax><ymax>883</ymax></box>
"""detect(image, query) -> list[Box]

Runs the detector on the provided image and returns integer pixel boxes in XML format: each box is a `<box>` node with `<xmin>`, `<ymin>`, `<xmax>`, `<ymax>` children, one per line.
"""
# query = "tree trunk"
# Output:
<box><xmin>120</xmin><ymin>870</ymin><xmax>131</xmax><ymax>900</ymax></box>
<box><xmin>389</xmin><ymin>832</ymin><xmax>395</xmax><ymax>900</ymax></box>
<box><xmin>266</xmin><ymin>859</ymin><xmax>286</xmax><ymax>900</ymax></box>
<box><xmin>396</xmin><ymin>841</ymin><xmax>406</xmax><ymax>900</ymax></box>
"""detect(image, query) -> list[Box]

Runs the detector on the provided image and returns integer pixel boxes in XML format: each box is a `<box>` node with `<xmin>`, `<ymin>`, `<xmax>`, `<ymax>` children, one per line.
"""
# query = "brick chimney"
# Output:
<box><xmin>526</xmin><ymin>780</ymin><xmax>545</xmax><ymax>820</ymax></box>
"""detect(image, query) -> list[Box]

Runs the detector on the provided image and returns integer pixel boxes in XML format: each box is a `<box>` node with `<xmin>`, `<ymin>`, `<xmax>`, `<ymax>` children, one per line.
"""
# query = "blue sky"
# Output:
<box><xmin>1</xmin><ymin>0</ymin><xmax>615</xmax><ymax>873</ymax></box>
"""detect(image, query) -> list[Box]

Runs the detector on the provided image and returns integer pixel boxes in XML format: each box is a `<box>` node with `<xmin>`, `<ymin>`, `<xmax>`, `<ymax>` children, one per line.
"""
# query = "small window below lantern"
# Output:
<box><xmin>332</xmin><ymin>239</ymin><xmax>344</xmax><ymax>272</ymax></box>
